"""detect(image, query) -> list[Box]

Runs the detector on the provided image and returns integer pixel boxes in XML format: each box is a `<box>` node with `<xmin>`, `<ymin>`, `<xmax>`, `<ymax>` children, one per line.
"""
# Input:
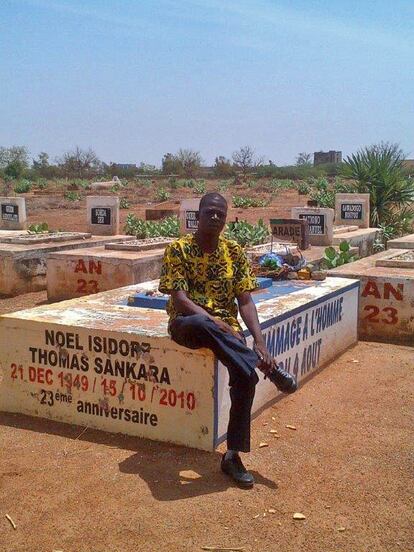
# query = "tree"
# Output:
<box><xmin>342</xmin><ymin>142</ymin><xmax>414</xmax><ymax>229</ymax></box>
<box><xmin>0</xmin><ymin>146</ymin><xmax>30</xmax><ymax>169</ymax></box>
<box><xmin>214</xmin><ymin>156</ymin><xmax>235</xmax><ymax>177</ymax></box>
<box><xmin>296</xmin><ymin>152</ymin><xmax>312</xmax><ymax>166</ymax></box>
<box><xmin>58</xmin><ymin>146</ymin><xmax>102</xmax><ymax>178</ymax></box>
<box><xmin>162</xmin><ymin>149</ymin><xmax>203</xmax><ymax>177</ymax></box>
<box><xmin>232</xmin><ymin>146</ymin><xmax>263</xmax><ymax>176</ymax></box>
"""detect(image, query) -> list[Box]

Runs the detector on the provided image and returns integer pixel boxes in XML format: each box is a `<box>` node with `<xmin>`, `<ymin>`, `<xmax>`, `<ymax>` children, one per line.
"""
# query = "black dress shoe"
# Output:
<box><xmin>267</xmin><ymin>363</ymin><xmax>298</xmax><ymax>394</ymax></box>
<box><xmin>221</xmin><ymin>454</ymin><xmax>254</xmax><ymax>488</ymax></box>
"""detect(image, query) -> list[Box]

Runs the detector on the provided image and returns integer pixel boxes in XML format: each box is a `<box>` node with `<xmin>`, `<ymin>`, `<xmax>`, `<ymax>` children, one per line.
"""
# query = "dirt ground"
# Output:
<box><xmin>0</xmin><ymin>289</ymin><xmax>412</xmax><ymax>552</ymax></box>
<box><xmin>0</xmin><ymin>191</ymin><xmax>413</xmax><ymax>551</ymax></box>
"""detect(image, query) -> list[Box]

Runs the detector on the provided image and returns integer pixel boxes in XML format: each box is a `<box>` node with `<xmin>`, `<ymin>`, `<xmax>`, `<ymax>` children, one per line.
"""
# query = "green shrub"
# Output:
<box><xmin>341</xmin><ymin>142</ymin><xmax>414</xmax><ymax>228</ymax></box>
<box><xmin>120</xmin><ymin>198</ymin><xmax>130</xmax><ymax>209</ymax></box>
<box><xmin>225</xmin><ymin>219</ymin><xmax>269</xmax><ymax>247</ymax></box>
<box><xmin>168</xmin><ymin>176</ymin><xmax>178</xmax><ymax>189</ymax></box>
<box><xmin>177</xmin><ymin>178</ymin><xmax>195</xmax><ymax>189</ymax></box>
<box><xmin>124</xmin><ymin>214</ymin><xmax>179</xmax><ymax>239</ymax></box>
<box><xmin>309</xmin><ymin>189</ymin><xmax>335</xmax><ymax>208</ymax></box>
<box><xmin>155</xmin><ymin>187</ymin><xmax>170</xmax><ymax>202</ymax></box>
<box><xmin>296</xmin><ymin>182</ymin><xmax>310</xmax><ymax>195</ymax></box>
<box><xmin>64</xmin><ymin>191</ymin><xmax>81</xmax><ymax>201</ymax></box>
<box><xmin>28</xmin><ymin>222</ymin><xmax>49</xmax><ymax>234</ymax></box>
<box><xmin>322</xmin><ymin>242</ymin><xmax>357</xmax><ymax>269</ymax></box>
<box><xmin>193</xmin><ymin>180</ymin><xmax>206</xmax><ymax>194</ymax></box>
<box><xmin>269</xmin><ymin>178</ymin><xmax>296</xmax><ymax>191</ymax></box>
<box><xmin>218</xmin><ymin>180</ymin><xmax>231</xmax><ymax>193</ymax></box>
<box><xmin>137</xmin><ymin>178</ymin><xmax>152</xmax><ymax>188</ymax></box>
<box><xmin>14</xmin><ymin>179</ymin><xmax>32</xmax><ymax>193</ymax></box>
<box><xmin>35</xmin><ymin>178</ymin><xmax>48</xmax><ymax>189</ymax></box>
<box><xmin>110</xmin><ymin>183</ymin><xmax>121</xmax><ymax>193</ymax></box>
<box><xmin>233</xmin><ymin>196</ymin><xmax>267</xmax><ymax>208</ymax></box>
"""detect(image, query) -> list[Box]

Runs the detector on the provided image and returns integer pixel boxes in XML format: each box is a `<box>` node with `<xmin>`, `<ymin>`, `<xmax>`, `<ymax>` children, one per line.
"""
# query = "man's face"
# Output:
<box><xmin>198</xmin><ymin>198</ymin><xmax>228</xmax><ymax>235</ymax></box>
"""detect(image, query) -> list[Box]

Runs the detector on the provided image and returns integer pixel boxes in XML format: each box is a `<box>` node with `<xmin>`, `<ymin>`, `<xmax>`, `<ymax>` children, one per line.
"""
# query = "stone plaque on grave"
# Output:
<box><xmin>291</xmin><ymin>207</ymin><xmax>334</xmax><ymax>246</ymax></box>
<box><xmin>87</xmin><ymin>196</ymin><xmax>119</xmax><ymax>235</ymax></box>
<box><xmin>270</xmin><ymin>218</ymin><xmax>310</xmax><ymax>250</ymax></box>
<box><xmin>0</xmin><ymin>197</ymin><xmax>27</xmax><ymax>230</ymax></box>
<box><xmin>335</xmin><ymin>193</ymin><xmax>370</xmax><ymax>228</ymax></box>
<box><xmin>180</xmin><ymin>199</ymin><xmax>200</xmax><ymax>234</ymax></box>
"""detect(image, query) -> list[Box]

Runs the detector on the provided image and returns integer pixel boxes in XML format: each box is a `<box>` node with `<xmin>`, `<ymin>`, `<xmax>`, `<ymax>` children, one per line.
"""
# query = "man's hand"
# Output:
<box><xmin>253</xmin><ymin>341</ymin><xmax>274</xmax><ymax>374</ymax></box>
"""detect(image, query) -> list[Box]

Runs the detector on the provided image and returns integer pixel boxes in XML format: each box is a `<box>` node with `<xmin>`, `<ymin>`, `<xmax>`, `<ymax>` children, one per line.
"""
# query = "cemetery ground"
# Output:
<box><xmin>0</xmin><ymin>294</ymin><xmax>412</xmax><ymax>552</ymax></box>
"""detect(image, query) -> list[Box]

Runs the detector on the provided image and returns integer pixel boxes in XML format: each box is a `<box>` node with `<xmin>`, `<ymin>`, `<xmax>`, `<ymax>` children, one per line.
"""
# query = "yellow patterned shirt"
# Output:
<box><xmin>159</xmin><ymin>234</ymin><xmax>257</xmax><ymax>331</ymax></box>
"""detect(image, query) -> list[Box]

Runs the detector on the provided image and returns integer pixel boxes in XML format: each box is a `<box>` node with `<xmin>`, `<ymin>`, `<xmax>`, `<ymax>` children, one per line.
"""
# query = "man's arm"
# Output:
<box><xmin>172</xmin><ymin>290</ymin><xmax>243</xmax><ymax>339</ymax></box>
<box><xmin>237</xmin><ymin>291</ymin><xmax>273</xmax><ymax>372</ymax></box>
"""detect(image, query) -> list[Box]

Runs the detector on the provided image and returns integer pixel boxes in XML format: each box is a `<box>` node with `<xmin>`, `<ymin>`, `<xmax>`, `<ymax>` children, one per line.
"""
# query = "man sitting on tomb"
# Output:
<box><xmin>159</xmin><ymin>192</ymin><xmax>297</xmax><ymax>488</ymax></box>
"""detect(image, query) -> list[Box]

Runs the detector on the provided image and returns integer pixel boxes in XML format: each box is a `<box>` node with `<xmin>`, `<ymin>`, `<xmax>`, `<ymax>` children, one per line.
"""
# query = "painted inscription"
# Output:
<box><xmin>7</xmin><ymin>330</ymin><xmax>197</xmax><ymax>430</ymax></box>
<box><xmin>1</xmin><ymin>204</ymin><xmax>19</xmax><ymax>222</ymax></box>
<box><xmin>299</xmin><ymin>214</ymin><xmax>325</xmax><ymax>235</ymax></box>
<box><xmin>340</xmin><ymin>203</ymin><xmax>363</xmax><ymax>220</ymax></box>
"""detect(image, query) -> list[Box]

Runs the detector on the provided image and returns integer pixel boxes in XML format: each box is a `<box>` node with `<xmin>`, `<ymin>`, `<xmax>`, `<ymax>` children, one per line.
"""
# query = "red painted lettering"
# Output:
<box><xmin>89</xmin><ymin>260</ymin><xmax>102</xmax><ymax>275</ymax></box>
<box><xmin>74</xmin><ymin>259</ymin><xmax>87</xmax><ymax>274</ymax></box>
<box><xmin>361</xmin><ymin>280</ymin><xmax>381</xmax><ymax>299</ymax></box>
<box><xmin>383</xmin><ymin>283</ymin><xmax>403</xmax><ymax>301</ymax></box>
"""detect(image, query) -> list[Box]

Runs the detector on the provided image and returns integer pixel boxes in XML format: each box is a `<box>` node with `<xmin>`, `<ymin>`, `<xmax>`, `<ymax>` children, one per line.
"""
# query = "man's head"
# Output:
<box><xmin>197</xmin><ymin>192</ymin><xmax>228</xmax><ymax>236</ymax></box>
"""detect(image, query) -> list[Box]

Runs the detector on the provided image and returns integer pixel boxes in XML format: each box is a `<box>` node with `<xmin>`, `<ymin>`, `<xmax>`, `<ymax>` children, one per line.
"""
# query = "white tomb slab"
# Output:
<box><xmin>0</xmin><ymin>277</ymin><xmax>359</xmax><ymax>451</ymax></box>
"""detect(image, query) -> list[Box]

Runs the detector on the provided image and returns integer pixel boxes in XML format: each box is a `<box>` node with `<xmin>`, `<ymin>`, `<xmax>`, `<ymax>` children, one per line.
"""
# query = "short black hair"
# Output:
<box><xmin>199</xmin><ymin>192</ymin><xmax>227</xmax><ymax>210</ymax></box>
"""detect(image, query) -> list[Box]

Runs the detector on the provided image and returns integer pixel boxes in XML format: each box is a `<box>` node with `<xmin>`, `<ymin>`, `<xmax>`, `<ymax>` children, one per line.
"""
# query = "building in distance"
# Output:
<box><xmin>314</xmin><ymin>151</ymin><xmax>342</xmax><ymax>166</ymax></box>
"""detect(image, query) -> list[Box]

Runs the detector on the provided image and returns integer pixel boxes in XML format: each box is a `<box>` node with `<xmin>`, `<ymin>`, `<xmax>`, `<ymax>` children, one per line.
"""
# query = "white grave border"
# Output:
<box><xmin>213</xmin><ymin>279</ymin><xmax>360</xmax><ymax>446</ymax></box>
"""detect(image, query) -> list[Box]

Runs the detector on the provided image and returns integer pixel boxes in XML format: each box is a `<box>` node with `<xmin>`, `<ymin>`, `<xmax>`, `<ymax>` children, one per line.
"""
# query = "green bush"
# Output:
<box><xmin>309</xmin><ymin>189</ymin><xmax>335</xmax><ymax>208</ymax></box>
<box><xmin>177</xmin><ymin>178</ymin><xmax>195</xmax><ymax>189</ymax></box>
<box><xmin>124</xmin><ymin>215</ymin><xmax>179</xmax><ymax>239</ymax></box>
<box><xmin>218</xmin><ymin>180</ymin><xmax>231</xmax><ymax>193</ymax></box>
<box><xmin>120</xmin><ymin>198</ymin><xmax>130</xmax><ymax>209</ymax></box>
<box><xmin>233</xmin><ymin>196</ymin><xmax>267</xmax><ymax>208</ymax></box>
<box><xmin>296</xmin><ymin>182</ymin><xmax>310</xmax><ymax>195</ymax></box>
<box><xmin>64</xmin><ymin>191</ymin><xmax>81</xmax><ymax>201</ymax></box>
<box><xmin>14</xmin><ymin>179</ymin><xmax>32</xmax><ymax>193</ymax></box>
<box><xmin>322</xmin><ymin>242</ymin><xmax>357</xmax><ymax>269</ymax></box>
<box><xmin>155</xmin><ymin>187</ymin><xmax>170</xmax><ymax>202</ymax></box>
<box><xmin>269</xmin><ymin>178</ymin><xmax>296</xmax><ymax>191</ymax></box>
<box><xmin>193</xmin><ymin>180</ymin><xmax>206</xmax><ymax>194</ymax></box>
<box><xmin>168</xmin><ymin>176</ymin><xmax>178</xmax><ymax>189</ymax></box>
<box><xmin>341</xmin><ymin>142</ymin><xmax>414</xmax><ymax>227</ymax></box>
<box><xmin>225</xmin><ymin>219</ymin><xmax>269</xmax><ymax>247</ymax></box>
<box><xmin>35</xmin><ymin>178</ymin><xmax>48</xmax><ymax>189</ymax></box>
<box><xmin>28</xmin><ymin>222</ymin><xmax>49</xmax><ymax>234</ymax></box>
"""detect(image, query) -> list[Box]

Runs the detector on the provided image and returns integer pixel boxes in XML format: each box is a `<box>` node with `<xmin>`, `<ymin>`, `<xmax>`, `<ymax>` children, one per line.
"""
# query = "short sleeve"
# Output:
<box><xmin>233</xmin><ymin>246</ymin><xmax>257</xmax><ymax>296</ymax></box>
<box><xmin>158</xmin><ymin>241</ymin><xmax>189</xmax><ymax>294</ymax></box>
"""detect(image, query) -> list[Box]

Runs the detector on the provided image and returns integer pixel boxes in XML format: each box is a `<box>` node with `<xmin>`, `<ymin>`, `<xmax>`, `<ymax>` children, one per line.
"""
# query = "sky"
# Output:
<box><xmin>1</xmin><ymin>0</ymin><xmax>413</xmax><ymax>166</ymax></box>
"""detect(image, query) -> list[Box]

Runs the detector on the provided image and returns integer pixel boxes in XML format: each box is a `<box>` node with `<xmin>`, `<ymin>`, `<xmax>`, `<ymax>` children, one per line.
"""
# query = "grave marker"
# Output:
<box><xmin>87</xmin><ymin>196</ymin><xmax>119</xmax><ymax>235</ymax></box>
<box><xmin>270</xmin><ymin>218</ymin><xmax>310</xmax><ymax>250</ymax></box>
<box><xmin>179</xmin><ymin>199</ymin><xmax>200</xmax><ymax>234</ymax></box>
<box><xmin>335</xmin><ymin>193</ymin><xmax>370</xmax><ymax>228</ymax></box>
<box><xmin>0</xmin><ymin>197</ymin><xmax>26</xmax><ymax>230</ymax></box>
<box><xmin>291</xmin><ymin>207</ymin><xmax>334</xmax><ymax>246</ymax></box>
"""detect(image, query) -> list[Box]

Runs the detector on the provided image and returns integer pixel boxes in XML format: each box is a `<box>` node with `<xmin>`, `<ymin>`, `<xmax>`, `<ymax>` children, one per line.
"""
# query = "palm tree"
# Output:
<box><xmin>341</xmin><ymin>142</ymin><xmax>414</xmax><ymax>230</ymax></box>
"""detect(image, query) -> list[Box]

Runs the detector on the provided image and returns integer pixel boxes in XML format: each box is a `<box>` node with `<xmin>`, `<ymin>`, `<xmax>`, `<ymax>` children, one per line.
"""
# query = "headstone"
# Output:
<box><xmin>335</xmin><ymin>193</ymin><xmax>370</xmax><ymax>228</ymax></box>
<box><xmin>0</xmin><ymin>197</ymin><xmax>27</xmax><ymax>230</ymax></box>
<box><xmin>86</xmin><ymin>196</ymin><xmax>119</xmax><ymax>236</ymax></box>
<box><xmin>179</xmin><ymin>199</ymin><xmax>200</xmax><ymax>234</ymax></box>
<box><xmin>291</xmin><ymin>207</ymin><xmax>334</xmax><ymax>246</ymax></box>
<box><xmin>270</xmin><ymin>218</ymin><xmax>310</xmax><ymax>250</ymax></box>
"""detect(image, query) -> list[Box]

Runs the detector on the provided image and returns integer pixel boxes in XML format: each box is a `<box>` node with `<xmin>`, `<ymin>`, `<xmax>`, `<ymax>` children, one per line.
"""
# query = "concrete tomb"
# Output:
<box><xmin>47</xmin><ymin>239</ymin><xmax>168</xmax><ymax>302</ymax></box>
<box><xmin>0</xmin><ymin>234</ymin><xmax>134</xmax><ymax>297</ymax></box>
<box><xmin>388</xmin><ymin>233</ymin><xmax>414</xmax><ymax>250</ymax></box>
<box><xmin>335</xmin><ymin>193</ymin><xmax>370</xmax><ymax>229</ymax></box>
<box><xmin>270</xmin><ymin>218</ymin><xmax>310</xmax><ymax>250</ymax></box>
<box><xmin>329</xmin><ymin>249</ymin><xmax>414</xmax><ymax>343</ymax></box>
<box><xmin>0</xmin><ymin>277</ymin><xmax>359</xmax><ymax>451</ymax></box>
<box><xmin>291</xmin><ymin>207</ymin><xmax>334</xmax><ymax>246</ymax></box>
<box><xmin>0</xmin><ymin>197</ymin><xmax>27</xmax><ymax>230</ymax></box>
<box><xmin>87</xmin><ymin>196</ymin><xmax>119</xmax><ymax>236</ymax></box>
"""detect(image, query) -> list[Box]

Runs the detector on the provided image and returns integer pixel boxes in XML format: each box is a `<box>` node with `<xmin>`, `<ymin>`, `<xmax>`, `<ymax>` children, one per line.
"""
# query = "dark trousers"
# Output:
<box><xmin>170</xmin><ymin>314</ymin><xmax>260</xmax><ymax>452</ymax></box>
